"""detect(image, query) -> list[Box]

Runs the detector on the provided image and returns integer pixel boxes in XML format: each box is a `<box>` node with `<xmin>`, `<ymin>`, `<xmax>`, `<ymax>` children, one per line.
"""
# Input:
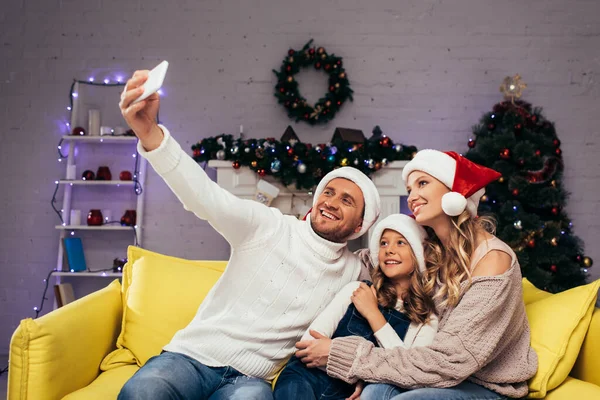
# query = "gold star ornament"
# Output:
<box><xmin>500</xmin><ymin>74</ymin><xmax>527</xmax><ymax>103</ymax></box>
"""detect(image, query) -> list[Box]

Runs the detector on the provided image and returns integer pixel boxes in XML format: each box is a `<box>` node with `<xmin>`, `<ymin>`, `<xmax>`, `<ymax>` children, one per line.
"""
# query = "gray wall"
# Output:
<box><xmin>1</xmin><ymin>0</ymin><xmax>599</xmax><ymax>354</ymax></box>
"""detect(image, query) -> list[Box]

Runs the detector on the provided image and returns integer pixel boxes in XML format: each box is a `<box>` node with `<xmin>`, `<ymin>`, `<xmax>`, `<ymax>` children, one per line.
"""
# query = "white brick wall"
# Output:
<box><xmin>1</xmin><ymin>0</ymin><xmax>599</xmax><ymax>353</ymax></box>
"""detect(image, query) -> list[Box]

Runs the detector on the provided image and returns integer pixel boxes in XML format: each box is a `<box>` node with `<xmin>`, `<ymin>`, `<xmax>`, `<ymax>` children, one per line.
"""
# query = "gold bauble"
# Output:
<box><xmin>321</xmin><ymin>54</ymin><xmax>327</xmax><ymax>60</ymax></box>
<box><xmin>481</xmin><ymin>195</ymin><xmax>489</xmax><ymax>203</ymax></box>
<box><xmin>583</xmin><ymin>257</ymin><xmax>593</xmax><ymax>268</ymax></box>
<box><xmin>551</xmin><ymin>180</ymin><xmax>557</xmax><ymax>187</ymax></box>
<box><xmin>334</xmin><ymin>83</ymin><xmax>340</xmax><ymax>88</ymax></box>
<box><xmin>287</xmin><ymin>76</ymin><xmax>293</xmax><ymax>83</ymax></box>
<box><xmin>498</xmin><ymin>177</ymin><xmax>505</xmax><ymax>183</ymax></box>
<box><xmin>550</xmin><ymin>237</ymin><xmax>558</xmax><ymax>246</ymax></box>
<box><xmin>288</xmin><ymin>56</ymin><xmax>294</xmax><ymax>63</ymax></box>
<box><xmin>339</xmin><ymin>72</ymin><xmax>346</xmax><ymax>79</ymax></box>
<box><xmin>251</xmin><ymin>161</ymin><xmax>257</xmax><ymax>168</ymax></box>
<box><xmin>340</xmin><ymin>158</ymin><xmax>348</xmax><ymax>166</ymax></box>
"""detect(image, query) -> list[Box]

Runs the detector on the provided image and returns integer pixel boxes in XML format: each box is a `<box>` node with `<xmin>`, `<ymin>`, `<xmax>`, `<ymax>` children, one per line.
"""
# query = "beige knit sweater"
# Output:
<box><xmin>327</xmin><ymin>237</ymin><xmax>538</xmax><ymax>398</ymax></box>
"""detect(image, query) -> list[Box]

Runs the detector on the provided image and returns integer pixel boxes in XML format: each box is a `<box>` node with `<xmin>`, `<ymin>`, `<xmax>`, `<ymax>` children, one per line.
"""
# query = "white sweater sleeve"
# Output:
<box><xmin>301</xmin><ymin>282</ymin><xmax>361</xmax><ymax>341</ymax></box>
<box><xmin>138</xmin><ymin>125</ymin><xmax>280</xmax><ymax>248</ymax></box>
<box><xmin>374</xmin><ymin>313</ymin><xmax>439</xmax><ymax>349</ymax></box>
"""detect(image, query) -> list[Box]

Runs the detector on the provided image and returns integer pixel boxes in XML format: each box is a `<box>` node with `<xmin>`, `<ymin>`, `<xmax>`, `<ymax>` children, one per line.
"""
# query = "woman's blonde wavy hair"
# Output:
<box><xmin>371</xmin><ymin>245</ymin><xmax>436</xmax><ymax>325</ymax></box>
<box><xmin>423</xmin><ymin>211</ymin><xmax>497</xmax><ymax>309</ymax></box>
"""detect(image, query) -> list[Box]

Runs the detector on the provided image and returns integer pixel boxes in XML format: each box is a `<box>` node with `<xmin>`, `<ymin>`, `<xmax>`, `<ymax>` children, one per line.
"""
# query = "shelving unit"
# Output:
<box><xmin>54</xmin><ymin>134</ymin><xmax>147</xmax><ymax>279</ymax></box>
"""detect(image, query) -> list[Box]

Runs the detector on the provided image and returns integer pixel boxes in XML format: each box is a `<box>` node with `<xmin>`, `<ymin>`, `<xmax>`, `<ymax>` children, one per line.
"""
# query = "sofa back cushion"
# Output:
<box><xmin>101</xmin><ymin>246</ymin><xmax>226</xmax><ymax>369</ymax></box>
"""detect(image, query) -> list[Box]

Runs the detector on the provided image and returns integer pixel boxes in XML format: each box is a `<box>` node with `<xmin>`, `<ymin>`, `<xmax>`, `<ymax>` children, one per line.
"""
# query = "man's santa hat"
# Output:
<box><xmin>309</xmin><ymin>167</ymin><xmax>381</xmax><ymax>240</ymax></box>
<box><xmin>402</xmin><ymin>150</ymin><xmax>501</xmax><ymax>217</ymax></box>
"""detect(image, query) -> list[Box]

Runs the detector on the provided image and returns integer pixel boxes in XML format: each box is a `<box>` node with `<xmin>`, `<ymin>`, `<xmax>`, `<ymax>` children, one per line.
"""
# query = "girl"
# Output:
<box><xmin>274</xmin><ymin>214</ymin><xmax>438</xmax><ymax>400</ymax></box>
<box><xmin>296</xmin><ymin>150</ymin><xmax>538</xmax><ymax>400</ymax></box>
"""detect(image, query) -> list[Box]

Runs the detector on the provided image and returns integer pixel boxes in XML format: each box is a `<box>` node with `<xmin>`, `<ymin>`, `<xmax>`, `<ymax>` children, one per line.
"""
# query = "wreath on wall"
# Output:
<box><xmin>273</xmin><ymin>39</ymin><xmax>353</xmax><ymax>125</ymax></box>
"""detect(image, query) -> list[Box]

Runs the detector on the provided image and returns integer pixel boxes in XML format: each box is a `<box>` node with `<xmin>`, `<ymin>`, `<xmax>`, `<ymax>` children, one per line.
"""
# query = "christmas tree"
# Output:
<box><xmin>465</xmin><ymin>75</ymin><xmax>593</xmax><ymax>293</ymax></box>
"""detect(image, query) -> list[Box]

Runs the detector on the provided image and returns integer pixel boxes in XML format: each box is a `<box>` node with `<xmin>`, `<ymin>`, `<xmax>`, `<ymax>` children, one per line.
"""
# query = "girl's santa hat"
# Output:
<box><xmin>402</xmin><ymin>150</ymin><xmax>501</xmax><ymax>217</ymax></box>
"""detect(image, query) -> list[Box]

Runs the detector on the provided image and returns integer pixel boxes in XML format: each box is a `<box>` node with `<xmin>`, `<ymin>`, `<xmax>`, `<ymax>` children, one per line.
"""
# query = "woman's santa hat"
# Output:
<box><xmin>311</xmin><ymin>167</ymin><xmax>381</xmax><ymax>240</ymax></box>
<box><xmin>402</xmin><ymin>150</ymin><xmax>501</xmax><ymax>217</ymax></box>
<box><xmin>369</xmin><ymin>214</ymin><xmax>427</xmax><ymax>273</ymax></box>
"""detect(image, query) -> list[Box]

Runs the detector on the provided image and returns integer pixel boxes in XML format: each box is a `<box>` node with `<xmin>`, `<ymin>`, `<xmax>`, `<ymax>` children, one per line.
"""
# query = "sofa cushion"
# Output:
<box><xmin>62</xmin><ymin>365</ymin><xmax>139</xmax><ymax>400</ymax></box>
<box><xmin>543</xmin><ymin>376</ymin><xmax>600</xmax><ymax>400</ymax></box>
<box><xmin>522</xmin><ymin>278</ymin><xmax>553</xmax><ymax>304</ymax></box>
<box><xmin>101</xmin><ymin>246</ymin><xmax>227</xmax><ymax>369</ymax></box>
<box><xmin>525</xmin><ymin>279</ymin><xmax>600</xmax><ymax>398</ymax></box>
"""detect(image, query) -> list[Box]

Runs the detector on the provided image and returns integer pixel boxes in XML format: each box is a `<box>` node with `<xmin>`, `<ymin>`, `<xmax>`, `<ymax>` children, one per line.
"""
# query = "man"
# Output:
<box><xmin>117</xmin><ymin>70</ymin><xmax>381</xmax><ymax>400</ymax></box>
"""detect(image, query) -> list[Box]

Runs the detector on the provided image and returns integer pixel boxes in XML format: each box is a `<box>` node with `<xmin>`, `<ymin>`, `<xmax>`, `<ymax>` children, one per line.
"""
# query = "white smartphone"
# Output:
<box><xmin>132</xmin><ymin>60</ymin><xmax>169</xmax><ymax>104</ymax></box>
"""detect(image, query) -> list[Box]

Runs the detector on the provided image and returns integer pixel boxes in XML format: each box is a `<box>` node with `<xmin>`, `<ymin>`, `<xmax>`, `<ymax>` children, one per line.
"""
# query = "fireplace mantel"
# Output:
<box><xmin>207</xmin><ymin>160</ymin><xmax>409</xmax><ymax>248</ymax></box>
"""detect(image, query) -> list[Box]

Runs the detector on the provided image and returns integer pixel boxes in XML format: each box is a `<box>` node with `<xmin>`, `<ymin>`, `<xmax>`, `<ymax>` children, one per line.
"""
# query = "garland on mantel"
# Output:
<box><xmin>191</xmin><ymin>127</ymin><xmax>418</xmax><ymax>190</ymax></box>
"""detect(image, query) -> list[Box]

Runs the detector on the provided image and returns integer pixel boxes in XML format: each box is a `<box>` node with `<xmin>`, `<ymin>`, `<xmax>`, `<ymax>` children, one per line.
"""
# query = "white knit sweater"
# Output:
<box><xmin>137</xmin><ymin>126</ymin><xmax>364</xmax><ymax>381</ymax></box>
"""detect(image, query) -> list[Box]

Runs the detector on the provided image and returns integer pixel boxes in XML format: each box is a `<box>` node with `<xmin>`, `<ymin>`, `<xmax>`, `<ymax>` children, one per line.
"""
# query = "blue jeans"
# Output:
<box><xmin>118</xmin><ymin>351</ymin><xmax>273</xmax><ymax>400</ymax></box>
<box><xmin>361</xmin><ymin>381</ymin><xmax>507</xmax><ymax>400</ymax></box>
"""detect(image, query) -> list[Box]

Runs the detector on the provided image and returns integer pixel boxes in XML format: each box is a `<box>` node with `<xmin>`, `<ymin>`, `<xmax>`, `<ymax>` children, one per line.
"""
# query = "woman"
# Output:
<box><xmin>295</xmin><ymin>150</ymin><xmax>538</xmax><ymax>399</ymax></box>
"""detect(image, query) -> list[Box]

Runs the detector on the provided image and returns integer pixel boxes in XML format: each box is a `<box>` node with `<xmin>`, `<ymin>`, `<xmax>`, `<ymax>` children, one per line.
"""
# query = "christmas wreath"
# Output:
<box><xmin>273</xmin><ymin>39</ymin><xmax>353</xmax><ymax>125</ymax></box>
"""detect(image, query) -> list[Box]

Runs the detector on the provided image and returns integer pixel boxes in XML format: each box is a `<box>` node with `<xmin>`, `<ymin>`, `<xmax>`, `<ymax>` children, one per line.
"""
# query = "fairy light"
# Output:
<box><xmin>88</xmin><ymin>77</ymin><xmax>94</xmax><ymax>82</ymax></box>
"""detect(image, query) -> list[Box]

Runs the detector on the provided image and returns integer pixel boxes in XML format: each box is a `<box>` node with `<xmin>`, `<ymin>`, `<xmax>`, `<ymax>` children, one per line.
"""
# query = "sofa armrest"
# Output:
<box><xmin>571</xmin><ymin>307</ymin><xmax>600</xmax><ymax>386</ymax></box>
<box><xmin>8</xmin><ymin>280</ymin><xmax>123</xmax><ymax>400</ymax></box>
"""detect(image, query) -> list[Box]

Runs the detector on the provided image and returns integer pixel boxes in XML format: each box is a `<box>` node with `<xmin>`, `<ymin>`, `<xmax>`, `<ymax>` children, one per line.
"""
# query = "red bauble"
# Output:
<box><xmin>500</xmin><ymin>149</ymin><xmax>511</xmax><ymax>160</ymax></box>
<box><xmin>232</xmin><ymin>161</ymin><xmax>240</xmax><ymax>169</ymax></box>
<box><xmin>119</xmin><ymin>171</ymin><xmax>132</xmax><ymax>181</ymax></box>
<box><xmin>380</xmin><ymin>137</ymin><xmax>391</xmax><ymax>147</ymax></box>
<box><xmin>193</xmin><ymin>149</ymin><xmax>201</xmax><ymax>157</ymax></box>
<box><xmin>286</xmin><ymin>65</ymin><xmax>292</xmax><ymax>72</ymax></box>
<box><xmin>314</xmin><ymin>62</ymin><xmax>321</xmax><ymax>69</ymax></box>
<box><xmin>279</xmin><ymin>87</ymin><xmax>285</xmax><ymax>93</ymax></box>
<box><xmin>288</xmin><ymin>49</ymin><xmax>295</xmax><ymax>56</ymax></box>
<box><xmin>531</xmin><ymin>115</ymin><xmax>538</xmax><ymax>123</ymax></box>
<box><xmin>576</xmin><ymin>254</ymin><xmax>583</xmax><ymax>262</ymax></box>
<box><xmin>81</xmin><ymin>170</ymin><xmax>95</xmax><ymax>181</ymax></box>
<box><xmin>71</xmin><ymin>126</ymin><xmax>86</xmax><ymax>136</ymax></box>
<box><xmin>287</xmin><ymin>148</ymin><xmax>294</xmax><ymax>156</ymax></box>
<box><xmin>329</xmin><ymin>85</ymin><xmax>335</xmax><ymax>92</ymax></box>
<box><xmin>555</xmin><ymin>148</ymin><xmax>562</xmax><ymax>156</ymax></box>
<box><xmin>308</xmin><ymin>48</ymin><xmax>315</xmax><ymax>55</ymax></box>
<box><xmin>468</xmin><ymin>139</ymin><xmax>476</xmax><ymax>148</ymax></box>
<box><xmin>87</xmin><ymin>209</ymin><xmax>104</xmax><ymax>226</ymax></box>
<box><xmin>324</xmin><ymin>64</ymin><xmax>331</xmax><ymax>71</ymax></box>
<box><xmin>518</xmin><ymin>159</ymin><xmax>525</xmax><ymax>166</ymax></box>
<box><xmin>553</xmin><ymin>138</ymin><xmax>561</xmax><ymax>147</ymax></box>
<box><xmin>257</xmin><ymin>169</ymin><xmax>266</xmax><ymax>177</ymax></box>
<box><xmin>535</xmin><ymin>150</ymin><xmax>541</xmax><ymax>157</ymax></box>
<box><xmin>488</xmin><ymin>123</ymin><xmax>495</xmax><ymax>130</ymax></box>
<box><xmin>550</xmin><ymin>264</ymin><xmax>558</xmax><ymax>273</ymax></box>
<box><xmin>336</xmin><ymin>60</ymin><xmax>342</xmax><ymax>65</ymax></box>
<box><xmin>284</xmin><ymin>101</ymin><xmax>291</xmax><ymax>108</ymax></box>
<box><xmin>514</xmin><ymin>123</ymin><xmax>523</xmax><ymax>131</ymax></box>
<box><xmin>304</xmin><ymin>113</ymin><xmax>310</xmax><ymax>119</ymax></box>
<box><xmin>527</xmin><ymin>239</ymin><xmax>536</xmax><ymax>248</ymax></box>
<box><xmin>551</xmin><ymin>207</ymin><xmax>559</xmax><ymax>215</ymax></box>
<box><xmin>512</xmin><ymin>189</ymin><xmax>519</xmax><ymax>196</ymax></box>
<box><xmin>336</xmin><ymin>101</ymin><xmax>342</xmax><ymax>106</ymax></box>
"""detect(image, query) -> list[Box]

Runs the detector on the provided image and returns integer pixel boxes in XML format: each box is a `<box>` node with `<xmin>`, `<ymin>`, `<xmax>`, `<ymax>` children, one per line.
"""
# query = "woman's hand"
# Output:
<box><xmin>352</xmin><ymin>283</ymin><xmax>387</xmax><ymax>332</ymax></box>
<box><xmin>118</xmin><ymin>71</ymin><xmax>164</xmax><ymax>151</ymax></box>
<box><xmin>347</xmin><ymin>380</ymin><xmax>364</xmax><ymax>400</ymax></box>
<box><xmin>295</xmin><ymin>330</ymin><xmax>332</xmax><ymax>368</ymax></box>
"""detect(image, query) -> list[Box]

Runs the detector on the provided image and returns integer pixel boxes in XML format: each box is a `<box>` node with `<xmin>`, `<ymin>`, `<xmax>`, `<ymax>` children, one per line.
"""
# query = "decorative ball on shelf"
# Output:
<box><xmin>232</xmin><ymin>161</ymin><xmax>241</xmax><ymax>169</ymax></box>
<box><xmin>550</xmin><ymin>264</ymin><xmax>558</xmax><ymax>273</ymax></box>
<box><xmin>87</xmin><ymin>209</ymin><xmax>103</xmax><ymax>226</ymax></box>
<box><xmin>120</xmin><ymin>210</ymin><xmax>137</xmax><ymax>227</ymax></box>
<box><xmin>71</xmin><ymin>126</ymin><xmax>86</xmax><ymax>136</ymax></box>
<box><xmin>119</xmin><ymin>171</ymin><xmax>133</xmax><ymax>181</ymax></box>
<box><xmin>216</xmin><ymin>150</ymin><xmax>226</xmax><ymax>160</ymax></box>
<box><xmin>582</xmin><ymin>257</ymin><xmax>593</xmax><ymax>268</ymax></box>
<box><xmin>468</xmin><ymin>139</ymin><xmax>476</xmax><ymax>148</ymax></box>
<box><xmin>550</xmin><ymin>237</ymin><xmax>559</xmax><ymax>246</ymax></box>
<box><xmin>500</xmin><ymin>148</ymin><xmax>511</xmax><ymax>160</ymax></box>
<box><xmin>513</xmin><ymin>220</ymin><xmax>523</xmax><ymax>230</ymax></box>
<box><xmin>81</xmin><ymin>170</ymin><xmax>95</xmax><ymax>181</ymax></box>
<box><xmin>297</xmin><ymin>163</ymin><xmax>307</xmax><ymax>174</ymax></box>
<box><xmin>257</xmin><ymin>169</ymin><xmax>266</xmax><ymax>177</ymax></box>
<box><xmin>270</xmin><ymin>159</ymin><xmax>281</xmax><ymax>173</ymax></box>
<box><xmin>96</xmin><ymin>166</ymin><xmax>112</xmax><ymax>181</ymax></box>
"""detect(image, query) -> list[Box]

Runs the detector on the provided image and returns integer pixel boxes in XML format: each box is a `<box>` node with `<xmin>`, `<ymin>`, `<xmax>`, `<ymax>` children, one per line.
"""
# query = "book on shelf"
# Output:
<box><xmin>62</xmin><ymin>237</ymin><xmax>87</xmax><ymax>272</ymax></box>
<box><xmin>54</xmin><ymin>283</ymin><xmax>75</xmax><ymax>307</ymax></box>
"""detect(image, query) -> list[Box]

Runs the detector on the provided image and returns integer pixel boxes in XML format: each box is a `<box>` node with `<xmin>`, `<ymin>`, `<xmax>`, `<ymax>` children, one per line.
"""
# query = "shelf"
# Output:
<box><xmin>61</xmin><ymin>135</ymin><xmax>138</xmax><ymax>143</ymax></box>
<box><xmin>57</xmin><ymin>179</ymin><xmax>135</xmax><ymax>186</ymax></box>
<box><xmin>54</xmin><ymin>271</ymin><xmax>123</xmax><ymax>278</ymax></box>
<box><xmin>56</xmin><ymin>225</ymin><xmax>135</xmax><ymax>231</ymax></box>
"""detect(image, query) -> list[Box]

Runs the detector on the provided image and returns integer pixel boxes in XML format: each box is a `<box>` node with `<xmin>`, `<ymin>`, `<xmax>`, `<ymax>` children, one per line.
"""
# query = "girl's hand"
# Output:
<box><xmin>351</xmin><ymin>283</ymin><xmax>379</xmax><ymax>320</ymax></box>
<box><xmin>347</xmin><ymin>380</ymin><xmax>364</xmax><ymax>400</ymax></box>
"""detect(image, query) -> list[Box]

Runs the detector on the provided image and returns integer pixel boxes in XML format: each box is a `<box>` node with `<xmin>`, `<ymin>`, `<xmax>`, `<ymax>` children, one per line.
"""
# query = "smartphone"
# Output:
<box><xmin>132</xmin><ymin>60</ymin><xmax>169</xmax><ymax>104</ymax></box>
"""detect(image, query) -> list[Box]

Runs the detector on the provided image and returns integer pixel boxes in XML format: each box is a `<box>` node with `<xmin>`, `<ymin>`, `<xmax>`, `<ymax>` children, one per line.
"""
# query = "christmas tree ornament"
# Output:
<box><xmin>535</xmin><ymin>149</ymin><xmax>541</xmax><ymax>157</ymax></box>
<box><xmin>512</xmin><ymin>188</ymin><xmax>519</xmax><ymax>196</ymax></box>
<box><xmin>488</xmin><ymin>123</ymin><xmax>495</xmax><ymax>130</ymax></box>
<box><xmin>498</xmin><ymin>177</ymin><xmax>505</xmax><ymax>183</ymax></box>
<box><xmin>513</xmin><ymin>220</ymin><xmax>523</xmax><ymax>230</ymax></box>
<box><xmin>231</xmin><ymin>145</ymin><xmax>239</xmax><ymax>155</ymax></box>
<box><xmin>257</xmin><ymin>169</ymin><xmax>266</xmax><ymax>177</ymax></box>
<box><xmin>468</xmin><ymin>139</ymin><xmax>476</xmax><ymax>148</ymax></box>
<box><xmin>119</xmin><ymin>171</ymin><xmax>132</xmax><ymax>181</ymax></box>
<box><xmin>499</xmin><ymin>74</ymin><xmax>527</xmax><ymax>103</ymax></box>
<box><xmin>251</xmin><ymin>160</ymin><xmax>258</xmax><ymax>168</ymax></box>
<box><xmin>297</xmin><ymin>163</ymin><xmax>307</xmax><ymax>174</ymax></box>
<box><xmin>551</xmin><ymin>237</ymin><xmax>558</xmax><ymax>246</ymax></box>
<box><xmin>244</xmin><ymin>147</ymin><xmax>251</xmax><ymax>153</ymax></box>
<box><xmin>255</xmin><ymin>148</ymin><xmax>265</xmax><ymax>159</ymax></box>
<box><xmin>395</xmin><ymin>144</ymin><xmax>403</xmax><ymax>152</ymax></box>
<box><xmin>555</xmin><ymin>148</ymin><xmax>562</xmax><ymax>156</ymax></box>
<box><xmin>216</xmin><ymin>150</ymin><xmax>226</xmax><ymax>160</ymax></box>
<box><xmin>551</xmin><ymin>206</ymin><xmax>559</xmax><ymax>215</ymax></box>
<box><xmin>551</xmin><ymin>180</ymin><xmax>557</xmax><ymax>187</ymax></box>
<box><xmin>382</xmin><ymin>158</ymin><xmax>388</xmax><ymax>166</ymax></box>
<box><xmin>353</xmin><ymin>159</ymin><xmax>360</xmax><ymax>166</ymax></box>
<box><xmin>527</xmin><ymin>238</ymin><xmax>536</xmax><ymax>248</ymax></box>
<box><xmin>576</xmin><ymin>254</ymin><xmax>583</xmax><ymax>262</ymax></box>
<box><xmin>550</xmin><ymin>264</ymin><xmax>557</xmax><ymax>273</ymax></box>
<box><xmin>500</xmin><ymin>148</ymin><xmax>511</xmax><ymax>159</ymax></box>
<box><xmin>81</xmin><ymin>170</ymin><xmax>95</xmax><ymax>181</ymax></box>
<box><xmin>340</xmin><ymin>158</ymin><xmax>349</xmax><ymax>166</ymax></box>
<box><xmin>582</xmin><ymin>257</ymin><xmax>593</xmax><ymax>268</ymax></box>
<box><xmin>553</xmin><ymin>138</ymin><xmax>561</xmax><ymax>147</ymax></box>
<box><xmin>270</xmin><ymin>159</ymin><xmax>281</xmax><ymax>173</ymax></box>
<box><xmin>481</xmin><ymin>195</ymin><xmax>489</xmax><ymax>203</ymax></box>
<box><xmin>232</xmin><ymin>161</ymin><xmax>241</xmax><ymax>169</ymax></box>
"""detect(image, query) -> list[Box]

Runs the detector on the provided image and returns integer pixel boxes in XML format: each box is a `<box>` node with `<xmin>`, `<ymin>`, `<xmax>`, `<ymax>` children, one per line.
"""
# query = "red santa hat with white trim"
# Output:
<box><xmin>401</xmin><ymin>150</ymin><xmax>502</xmax><ymax>217</ymax></box>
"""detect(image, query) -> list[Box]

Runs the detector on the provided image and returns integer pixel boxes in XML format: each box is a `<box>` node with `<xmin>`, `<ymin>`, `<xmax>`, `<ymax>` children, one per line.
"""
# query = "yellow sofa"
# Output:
<box><xmin>8</xmin><ymin>246</ymin><xmax>600</xmax><ymax>399</ymax></box>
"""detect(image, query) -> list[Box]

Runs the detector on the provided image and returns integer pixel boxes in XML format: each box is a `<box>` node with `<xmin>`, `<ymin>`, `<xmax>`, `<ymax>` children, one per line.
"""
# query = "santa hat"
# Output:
<box><xmin>401</xmin><ymin>150</ymin><xmax>501</xmax><ymax>217</ymax></box>
<box><xmin>369</xmin><ymin>214</ymin><xmax>428</xmax><ymax>273</ymax></box>
<box><xmin>312</xmin><ymin>167</ymin><xmax>381</xmax><ymax>240</ymax></box>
